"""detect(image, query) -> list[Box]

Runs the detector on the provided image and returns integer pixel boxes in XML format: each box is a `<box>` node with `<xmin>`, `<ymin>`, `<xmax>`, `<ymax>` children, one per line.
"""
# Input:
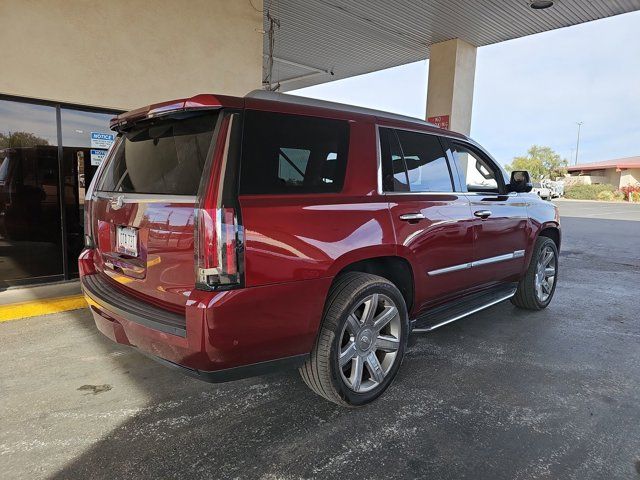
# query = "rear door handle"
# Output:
<box><xmin>399</xmin><ymin>213</ymin><xmax>425</xmax><ymax>222</ymax></box>
<box><xmin>474</xmin><ymin>210</ymin><xmax>492</xmax><ymax>219</ymax></box>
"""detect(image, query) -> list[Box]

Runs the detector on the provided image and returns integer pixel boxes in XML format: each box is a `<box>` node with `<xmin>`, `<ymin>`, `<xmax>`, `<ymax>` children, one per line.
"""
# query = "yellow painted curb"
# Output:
<box><xmin>0</xmin><ymin>295</ymin><xmax>87</xmax><ymax>322</ymax></box>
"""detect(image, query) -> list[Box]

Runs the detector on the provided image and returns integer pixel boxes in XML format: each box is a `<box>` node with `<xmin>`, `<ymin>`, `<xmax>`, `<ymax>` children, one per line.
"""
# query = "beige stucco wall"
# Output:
<box><xmin>620</xmin><ymin>168</ymin><xmax>640</xmax><ymax>187</ymax></box>
<box><xmin>565</xmin><ymin>168</ymin><xmax>640</xmax><ymax>188</ymax></box>
<box><xmin>0</xmin><ymin>0</ymin><xmax>263</xmax><ymax>110</ymax></box>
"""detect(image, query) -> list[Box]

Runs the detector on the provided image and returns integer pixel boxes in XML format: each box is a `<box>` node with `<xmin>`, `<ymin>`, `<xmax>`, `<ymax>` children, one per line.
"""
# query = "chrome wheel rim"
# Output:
<box><xmin>535</xmin><ymin>245</ymin><xmax>556</xmax><ymax>303</ymax></box>
<box><xmin>338</xmin><ymin>293</ymin><xmax>401</xmax><ymax>393</ymax></box>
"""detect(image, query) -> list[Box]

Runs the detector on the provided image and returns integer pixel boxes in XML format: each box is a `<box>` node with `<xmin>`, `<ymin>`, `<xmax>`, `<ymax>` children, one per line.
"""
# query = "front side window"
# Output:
<box><xmin>450</xmin><ymin>143</ymin><xmax>500</xmax><ymax>193</ymax></box>
<box><xmin>240</xmin><ymin>110</ymin><xmax>349</xmax><ymax>195</ymax></box>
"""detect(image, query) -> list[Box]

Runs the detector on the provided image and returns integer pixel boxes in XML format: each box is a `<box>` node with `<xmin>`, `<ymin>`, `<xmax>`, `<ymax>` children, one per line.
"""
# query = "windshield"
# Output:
<box><xmin>97</xmin><ymin>112</ymin><xmax>218</xmax><ymax>195</ymax></box>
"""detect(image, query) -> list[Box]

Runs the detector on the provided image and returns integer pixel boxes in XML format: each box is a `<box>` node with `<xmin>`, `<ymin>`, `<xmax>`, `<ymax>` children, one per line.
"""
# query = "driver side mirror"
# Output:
<box><xmin>508</xmin><ymin>170</ymin><xmax>532</xmax><ymax>193</ymax></box>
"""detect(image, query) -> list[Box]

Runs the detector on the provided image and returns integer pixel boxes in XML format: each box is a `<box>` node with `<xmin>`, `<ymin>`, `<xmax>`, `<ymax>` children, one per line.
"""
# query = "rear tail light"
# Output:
<box><xmin>195</xmin><ymin>114</ymin><xmax>243</xmax><ymax>290</ymax></box>
<box><xmin>195</xmin><ymin>207</ymin><xmax>240</xmax><ymax>287</ymax></box>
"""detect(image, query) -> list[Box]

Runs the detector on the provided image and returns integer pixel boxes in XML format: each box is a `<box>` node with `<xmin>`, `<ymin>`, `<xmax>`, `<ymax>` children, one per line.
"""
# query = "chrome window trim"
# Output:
<box><xmin>375</xmin><ymin>124</ymin><xmax>461</xmax><ymax>197</ymax></box>
<box><xmin>428</xmin><ymin>250</ymin><xmax>526</xmax><ymax>276</ymax></box>
<box><xmin>94</xmin><ymin>192</ymin><xmax>197</xmax><ymax>204</ymax></box>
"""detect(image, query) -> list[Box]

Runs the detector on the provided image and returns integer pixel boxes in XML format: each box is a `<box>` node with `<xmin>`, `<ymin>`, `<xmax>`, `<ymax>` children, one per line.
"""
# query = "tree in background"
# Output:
<box><xmin>0</xmin><ymin>131</ymin><xmax>50</xmax><ymax>148</ymax></box>
<box><xmin>505</xmin><ymin>145</ymin><xmax>568</xmax><ymax>180</ymax></box>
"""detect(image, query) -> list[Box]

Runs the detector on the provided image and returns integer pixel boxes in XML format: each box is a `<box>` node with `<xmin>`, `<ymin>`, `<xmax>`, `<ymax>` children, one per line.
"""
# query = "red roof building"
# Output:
<box><xmin>566</xmin><ymin>156</ymin><xmax>640</xmax><ymax>188</ymax></box>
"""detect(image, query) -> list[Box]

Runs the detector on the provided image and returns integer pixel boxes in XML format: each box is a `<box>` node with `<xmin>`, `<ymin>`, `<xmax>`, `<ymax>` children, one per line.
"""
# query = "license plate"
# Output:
<box><xmin>116</xmin><ymin>226</ymin><xmax>138</xmax><ymax>257</ymax></box>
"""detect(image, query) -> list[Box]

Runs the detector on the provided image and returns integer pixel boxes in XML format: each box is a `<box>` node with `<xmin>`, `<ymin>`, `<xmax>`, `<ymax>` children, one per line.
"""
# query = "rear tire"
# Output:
<box><xmin>299</xmin><ymin>272</ymin><xmax>409</xmax><ymax>406</ymax></box>
<box><xmin>511</xmin><ymin>236</ymin><xmax>558</xmax><ymax>310</ymax></box>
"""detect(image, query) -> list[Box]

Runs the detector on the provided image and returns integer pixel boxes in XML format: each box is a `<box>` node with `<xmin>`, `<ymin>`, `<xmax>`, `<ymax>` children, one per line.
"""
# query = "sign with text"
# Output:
<box><xmin>90</xmin><ymin>132</ymin><xmax>114</xmax><ymax>149</ymax></box>
<box><xmin>90</xmin><ymin>149</ymin><xmax>107</xmax><ymax>166</ymax></box>
<box><xmin>427</xmin><ymin>115</ymin><xmax>450</xmax><ymax>130</ymax></box>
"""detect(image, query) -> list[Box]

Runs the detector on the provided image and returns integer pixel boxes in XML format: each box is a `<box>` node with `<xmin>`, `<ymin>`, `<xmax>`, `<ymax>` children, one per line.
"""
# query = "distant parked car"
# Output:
<box><xmin>532</xmin><ymin>182</ymin><xmax>552</xmax><ymax>200</ymax></box>
<box><xmin>543</xmin><ymin>180</ymin><xmax>564</xmax><ymax>198</ymax></box>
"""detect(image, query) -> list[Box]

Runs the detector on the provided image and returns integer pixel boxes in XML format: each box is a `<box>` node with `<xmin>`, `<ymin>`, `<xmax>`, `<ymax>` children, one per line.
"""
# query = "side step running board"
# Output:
<box><xmin>411</xmin><ymin>284</ymin><xmax>517</xmax><ymax>333</ymax></box>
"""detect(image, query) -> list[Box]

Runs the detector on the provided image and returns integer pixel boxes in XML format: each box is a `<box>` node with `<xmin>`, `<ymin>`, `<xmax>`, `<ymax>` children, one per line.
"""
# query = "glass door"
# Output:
<box><xmin>61</xmin><ymin>108</ymin><xmax>118</xmax><ymax>276</ymax></box>
<box><xmin>0</xmin><ymin>99</ymin><xmax>63</xmax><ymax>287</ymax></box>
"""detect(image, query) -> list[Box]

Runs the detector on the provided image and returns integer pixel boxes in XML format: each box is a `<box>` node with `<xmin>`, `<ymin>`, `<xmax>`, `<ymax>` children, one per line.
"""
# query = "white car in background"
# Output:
<box><xmin>544</xmin><ymin>180</ymin><xmax>564</xmax><ymax>198</ymax></box>
<box><xmin>531</xmin><ymin>182</ymin><xmax>552</xmax><ymax>200</ymax></box>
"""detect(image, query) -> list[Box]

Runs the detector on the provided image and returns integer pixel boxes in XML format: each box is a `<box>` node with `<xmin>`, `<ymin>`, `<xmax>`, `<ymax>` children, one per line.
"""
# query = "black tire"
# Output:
<box><xmin>511</xmin><ymin>236</ymin><xmax>559</xmax><ymax>310</ymax></box>
<box><xmin>299</xmin><ymin>272</ymin><xmax>409</xmax><ymax>406</ymax></box>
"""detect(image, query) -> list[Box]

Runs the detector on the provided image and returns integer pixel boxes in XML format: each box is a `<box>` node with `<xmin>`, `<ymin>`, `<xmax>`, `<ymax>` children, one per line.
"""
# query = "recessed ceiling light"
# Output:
<box><xmin>529</xmin><ymin>0</ymin><xmax>554</xmax><ymax>9</ymax></box>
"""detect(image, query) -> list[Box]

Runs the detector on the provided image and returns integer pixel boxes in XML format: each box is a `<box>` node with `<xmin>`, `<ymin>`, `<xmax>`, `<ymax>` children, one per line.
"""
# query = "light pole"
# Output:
<box><xmin>574</xmin><ymin>122</ymin><xmax>583</xmax><ymax>165</ymax></box>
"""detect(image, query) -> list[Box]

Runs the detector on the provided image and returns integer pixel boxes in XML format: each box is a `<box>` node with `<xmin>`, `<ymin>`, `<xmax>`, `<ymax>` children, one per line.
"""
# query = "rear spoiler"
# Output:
<box><xmin>110</xmin><ymin>94</ymin><xmax>244</xmax><ymax>132</ymax></box>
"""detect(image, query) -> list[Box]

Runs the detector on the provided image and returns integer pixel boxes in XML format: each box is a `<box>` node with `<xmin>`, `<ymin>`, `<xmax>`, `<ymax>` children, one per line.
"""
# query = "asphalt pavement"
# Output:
<box><xmin>1</xmin><ymin>199</ymin><xmax>639</xmax><ymax>479</ymax></box>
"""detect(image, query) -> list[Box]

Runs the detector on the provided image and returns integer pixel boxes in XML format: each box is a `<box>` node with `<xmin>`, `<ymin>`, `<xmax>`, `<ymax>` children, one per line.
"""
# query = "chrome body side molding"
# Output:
<box><xmin>428</xmin><ymin>250</ymin><xmax>526</xmax><ymax>276</ymax></box>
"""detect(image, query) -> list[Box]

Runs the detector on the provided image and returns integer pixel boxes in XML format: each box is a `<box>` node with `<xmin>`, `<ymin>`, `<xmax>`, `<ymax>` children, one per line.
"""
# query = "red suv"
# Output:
<box><xmin>80</xmin><ymin>91</ymin><xmax>560</xmax><ymax>406</ymax></box>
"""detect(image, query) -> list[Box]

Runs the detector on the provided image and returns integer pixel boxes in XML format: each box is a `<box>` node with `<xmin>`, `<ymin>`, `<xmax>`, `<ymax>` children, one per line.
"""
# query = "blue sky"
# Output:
<box><xmin>292</xmin><ymin>10</ymin><xmax>640</xmax><ymax>167</ymax></box>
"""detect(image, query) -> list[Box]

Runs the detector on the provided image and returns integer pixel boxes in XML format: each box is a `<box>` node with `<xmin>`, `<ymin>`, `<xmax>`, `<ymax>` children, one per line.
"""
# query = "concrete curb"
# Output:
<box><xmin>0</xmin><ymin>295</ymin><xmax>87</xmax><ymax>322</ymax></box>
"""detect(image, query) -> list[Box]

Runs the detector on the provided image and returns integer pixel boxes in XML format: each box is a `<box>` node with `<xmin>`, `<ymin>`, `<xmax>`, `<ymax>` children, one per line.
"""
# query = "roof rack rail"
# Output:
<box><xmin>245</xmin><ymin>89</ymin><xmax>436</xmax><ymax>128</ymax></box>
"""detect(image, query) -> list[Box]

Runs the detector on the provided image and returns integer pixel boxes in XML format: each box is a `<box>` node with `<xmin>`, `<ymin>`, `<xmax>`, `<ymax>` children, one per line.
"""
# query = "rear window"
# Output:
<box><xmin>240</xmin><ymin>110</ymin><xmax>349</xmax><ymax>195</ymax></box>
<box><xmin>381</xmin><ymin>127</ymin><xmax>453</xmax><ymax>193</ymax></box>
<box><xmin>97</xmin><ymin>112</ymin><xmax>218</xmax><ymax>195</ymax></box>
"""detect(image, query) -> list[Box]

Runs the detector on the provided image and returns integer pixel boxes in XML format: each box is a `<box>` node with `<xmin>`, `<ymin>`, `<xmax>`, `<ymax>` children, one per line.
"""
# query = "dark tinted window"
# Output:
<box><xmin>380</xmin><ymin>128</ymin><xmax>409</xmax><ymax>192</ymax></box>
<box><xmin>98</xmin><ymin>112</ymin><xmax>218</xmax><ymax>195</ymax></box>
<box><xmin>395</xmin><ymin>130</ymin><xmax>453</xmax><ymax>192</ymax></box>
<box><xmin>0</xmin><ymin>99</ymin><xmax>63</xmax><ymax>285</ymax></box>
<box><xmin>240</xmin><ymin>110</ymin><xmax>349</xmax><ymax>194</ymax></box>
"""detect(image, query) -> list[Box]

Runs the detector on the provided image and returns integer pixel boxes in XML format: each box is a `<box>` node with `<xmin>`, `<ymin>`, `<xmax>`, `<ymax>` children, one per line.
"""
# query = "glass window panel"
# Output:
<box><xmin>240</xmin><ymin>110</ymin><xmax>349</xmax><ymax>195</ymax></box>
<box><xmin>451</xmin><ymin>144</ymin><xmax>500</xmax><ymax>193</ymax></box>
<box><xmin>0</xmin><ymin>99</ymin><xmax>62</xmax><ymax>285</ymax></box>
<box><xmin>97</xmin><ymin>112</ymin><xmax>217</xmax><ymax>195</ymax></box>
<box><xmin>395</xmin><ymin>130</ymin><xmax>453</xmax><ymax>193</ymax></box>
<box><xmin>380</xmin><ymin>127</ymin><xmax>409</xmax><ymax>192</ymax></box>
<box><xmin>61</xmin><ymin>108</ymin><xmax>118</xmax><ymax>276</ymax></box>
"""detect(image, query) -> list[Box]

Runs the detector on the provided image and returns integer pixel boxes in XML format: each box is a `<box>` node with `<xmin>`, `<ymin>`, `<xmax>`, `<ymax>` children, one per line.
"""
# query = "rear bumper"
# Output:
<box><xmin>82</xmin><ymin>273</ymin><xmax>186</xmax><ymax>337</ymax></box>
<box><xmin>79</xmin><ymin>253</ymin><xmax>331</xmax><ymax>381</ymax></box>
<box><xmin>140</xmin><ymin>350</ymin><xmax>308</xmax><ymax>383</ymax></box>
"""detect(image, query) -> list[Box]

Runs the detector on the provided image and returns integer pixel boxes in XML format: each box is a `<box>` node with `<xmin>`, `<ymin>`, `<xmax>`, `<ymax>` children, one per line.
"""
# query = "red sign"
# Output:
<box><xmin>427</xmin><ymin>115</ymin><xmax>450</xmax><ymax>130</ymax></box>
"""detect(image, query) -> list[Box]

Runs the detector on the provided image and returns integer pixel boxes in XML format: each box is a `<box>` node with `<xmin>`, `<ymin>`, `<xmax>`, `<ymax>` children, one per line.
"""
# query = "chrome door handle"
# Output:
<box><xmin>474</xmin><ymin>210</ymin><xmax>492</xmax><ymax>219</ymax></box>
<box><xmin>399</xmin><ymin>213</ymin><xmax>425</xmax><ymax>222</ymax></box>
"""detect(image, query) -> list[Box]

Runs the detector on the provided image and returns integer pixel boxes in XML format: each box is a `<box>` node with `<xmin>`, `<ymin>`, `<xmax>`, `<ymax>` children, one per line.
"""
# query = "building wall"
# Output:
<box><xmin>566</xmin><ymin>169</ymin><xmax>621</xmax><ymax>187</ymax></box>
<box><xmin>620</xmin><ymin>168</ymin><xmax>640</xmax><ymax>187</ymax></box>
<box><xmin>0</xmin><ymin>0</ymin><xmax>263</xmax><ymax>110</ymax></box>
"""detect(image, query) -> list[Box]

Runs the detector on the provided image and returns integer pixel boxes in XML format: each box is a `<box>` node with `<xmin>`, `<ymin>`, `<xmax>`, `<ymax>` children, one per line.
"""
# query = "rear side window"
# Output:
<box><xmin>97</xmin><ymin>112</ymin><xmax>218</xmax><ymax>195</ymax></box>
<box><xmin>240</xmin><ymin>110</ymin><xmax>349</xmax><ymax>194</ymax></box>
<box><xmin>380</xmin><ymin>128</ymin><xmax>453</xmax><ymax>193</ymax></box>
<box><xmin>379</xmin><ymin>128</ymin><xmax>409</xmax><ymax>192</ymax></box>
<box><xmin>395</xmin><ymin>130</ymin><xmax>453</xmax><ymax>193</ymax></box>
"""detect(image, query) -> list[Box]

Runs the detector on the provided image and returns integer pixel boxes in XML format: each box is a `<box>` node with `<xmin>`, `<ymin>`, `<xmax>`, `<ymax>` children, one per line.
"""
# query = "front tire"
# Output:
<box><xmin>512</xmin><ymin>236</ymin><xmax>558</xmax><ymax>310</ymax></box>
<box><xmin>299</xmin><ymin>272</ymin><xmax>409</xmax><ymax>406</ymax></box>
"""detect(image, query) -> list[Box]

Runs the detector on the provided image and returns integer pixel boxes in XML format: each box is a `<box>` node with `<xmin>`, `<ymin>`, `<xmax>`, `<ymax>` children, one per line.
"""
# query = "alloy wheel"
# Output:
<box><xmin>338</xmin><ymin>293</ymin><xmax>401</xmax><ymax>393</ymax></box>
<box><xmin>535</xmin><ymin>245</ymin><xmax>556</xmax><ymax>303</ymax></box>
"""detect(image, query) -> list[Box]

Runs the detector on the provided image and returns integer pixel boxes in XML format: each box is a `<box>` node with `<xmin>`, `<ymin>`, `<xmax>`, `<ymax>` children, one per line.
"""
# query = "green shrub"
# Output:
<box><xmin>631</xmin><ymin>191</ymin><xmax>640</xmax><ymax>203</ymax></box>
<box><xmin>564</xmin><ymin>183</ymin><xmax>615</xmax><ymax>200</ymax></box>
<box><xmin>613</xmin><ymin>190</ymin><xmax>625</xmax><ymax>201</ymax></box>
<box><xmin>597</xmin><ymin>190</ymin><xmax>615</xmax><ymax>201</ymax></box>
